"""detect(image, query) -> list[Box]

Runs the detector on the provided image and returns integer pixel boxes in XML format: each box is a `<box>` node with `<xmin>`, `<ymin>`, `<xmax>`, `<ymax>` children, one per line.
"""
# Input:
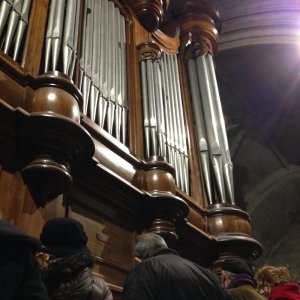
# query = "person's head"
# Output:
<box><xmin>135</xmin><ymin>232</ymin><xmax>168</xmax><ymax>261</ymax></box>
<box><xmin>220</xmin><ymin>257</ymin><xmax>254</xmax><ymax>288</ymax></box>
<box><xmin>40</xmin><ymin>217</ymin><xmax>89</xmax><ymax>257</ymax></box>
<box><xmin>255</xmin><ymin>265</ymin><xmax>291</xmax><ymax>297</ymax></box>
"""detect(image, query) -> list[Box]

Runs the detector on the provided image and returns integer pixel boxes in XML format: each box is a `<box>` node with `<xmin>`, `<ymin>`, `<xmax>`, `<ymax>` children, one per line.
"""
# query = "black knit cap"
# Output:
<box><xmin>221</xmin><ymin>258</ymin><xmax>253</xmax><ymax>276</ymax></box>
<box><xmin>40</xmin><ymin>218</ymin><xmax>88</xmax><ymax>256</ymax></box>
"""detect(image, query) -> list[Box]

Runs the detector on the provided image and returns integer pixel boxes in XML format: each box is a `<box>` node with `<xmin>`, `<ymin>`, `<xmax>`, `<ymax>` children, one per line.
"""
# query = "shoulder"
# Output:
<box><xmin>91</xmin><ymin>274</ymin><xmax>113</xmax><ymax>300</ymax></box>
<box><xmin>229</xmin><ymin>285</ymin><xmax>265</xmax><ymax>299</ymax></box>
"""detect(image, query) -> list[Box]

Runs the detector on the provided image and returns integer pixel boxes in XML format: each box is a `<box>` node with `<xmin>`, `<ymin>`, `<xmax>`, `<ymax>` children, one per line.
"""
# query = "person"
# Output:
<box><xmin>255</xmin><ymin>265</ymin><xmax>300</xmax><ymax>299</ymax></box>
<box><xmin>123</xmin><ymin>232</ymin><xmax>233</xmax><ymax>300</ymax></box>
<box><xmin>39</xmin><ymin>217</ymin><xmax>113</xmax><ymax>300</ymax></box>
<box><xmin>0</xmin><ymin>219</ymin><xmax>49</xmax><ymax>300</ymax></box>
<box><xmin>220</xmin><ymin>257</ymin><xmax>265</xmax><ymax>300</ymax></box>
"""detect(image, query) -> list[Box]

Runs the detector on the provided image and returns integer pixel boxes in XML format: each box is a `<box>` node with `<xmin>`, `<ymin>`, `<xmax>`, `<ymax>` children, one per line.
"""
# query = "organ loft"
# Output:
<box><xmin>0</xmin><ymin>0</ymin><xmax>266</xmax><ymax>298</ymax></box>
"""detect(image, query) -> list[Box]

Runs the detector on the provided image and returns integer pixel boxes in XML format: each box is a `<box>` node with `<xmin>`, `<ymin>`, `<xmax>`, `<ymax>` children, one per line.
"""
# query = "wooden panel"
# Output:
<box><xmin>0</xmin><ymin>166</ymin><xmax>66</xmax><ymax>238</ymax></box>
<box><xmin>0</xmin><ymin>70</ymin><xmax>24</xmax><ymax>108</ymax></box>
<box><xmin>69</xmin><ymin>204</ymin><xmax>135</xmax><ymax>289</ymax></box>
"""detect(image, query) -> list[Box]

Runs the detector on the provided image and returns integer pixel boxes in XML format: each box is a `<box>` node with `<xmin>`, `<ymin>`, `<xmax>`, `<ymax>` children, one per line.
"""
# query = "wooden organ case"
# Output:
<box><xmin>0</xmin><ymin>0</ymin><xmax>263</xmax><ymax>297</ymax></box>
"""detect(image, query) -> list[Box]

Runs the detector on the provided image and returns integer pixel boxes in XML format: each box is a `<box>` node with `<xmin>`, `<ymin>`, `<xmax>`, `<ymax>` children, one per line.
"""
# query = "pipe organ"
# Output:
<box><xmin>0</xmin><ymin>0</ymin><xmax>262</xmax><ymax>297</ymax></box>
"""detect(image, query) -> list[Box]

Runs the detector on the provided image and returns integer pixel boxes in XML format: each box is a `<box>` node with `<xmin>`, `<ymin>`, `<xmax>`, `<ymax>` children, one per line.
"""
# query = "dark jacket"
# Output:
<box><xmin>43</xmin><ymin>254</ymin><xmax>113</xmax><ymax>300</ymax></box>
<box><xmin>123</xmin><ymin>248</ymin><xmax>232</xmax><ymax>300</ymax></box>
<box><xmin>269</xmin><ymin>284</ymin><xmax>300</xmax><ymax>300</ymax></box>
<box><xmin>228</xmin><ymin>273</ymin><xmax>266</xmax><ymax>300</ymax></box>
<box><xmin>0</xmin><ymin>220</ymin><xmax>49</xmax><ymax>300</ymax></box>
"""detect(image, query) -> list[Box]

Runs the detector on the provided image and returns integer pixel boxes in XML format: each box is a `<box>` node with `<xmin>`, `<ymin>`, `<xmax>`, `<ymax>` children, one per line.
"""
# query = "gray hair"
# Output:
<box><xmin>135</xmin><ymin>233</ymin><xmax>168</xmax><ymax>259</ymax></box>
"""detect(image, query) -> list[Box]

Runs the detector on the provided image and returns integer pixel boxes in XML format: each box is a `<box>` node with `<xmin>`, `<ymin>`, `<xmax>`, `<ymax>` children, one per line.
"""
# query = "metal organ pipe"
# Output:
<box><xmin>195</xmin><ymin>55</ymin><xmax>226</xmax><ymax>203</ymax></box>
<box><xmin>13</xmin><ymin>0</ymin><xmax>31</xmax><ymax>60</ymax></box>
<box><xmin>43</xmin><ymin>0</ymin><xmax>127</xmax><ymax>144</ymax></box>
<box><xmin>206</xmin><ymin>54</ymin><xmax>235</xmax><ymax>205</ymax></box>
<box><xmin>187</xmin><ymin>53</ymin><xmax>235</xmax><ymax>205</ymax></box>
<box><xmin>0</xmin><ymin>0</ymin><xmax>32</xmax><ymax>62</ymax></box>
<box><xmin>173</xmin><ymin>55</ymin><xmax>189</xmax><ymax>194</ymax></box>
<box><xmin>140</xmin><ymin>53</ymin><xmax>190</xmax><ymax>194</ymax></box>
<box><xmin>187</xmin><ymin>59</ymin><xmax>212</xmax><ymax>205</ymax></box>
<box><xmin>141</xmin><ymin>60</ymin><xmax>150</xmax><ymax>158</ymax></box>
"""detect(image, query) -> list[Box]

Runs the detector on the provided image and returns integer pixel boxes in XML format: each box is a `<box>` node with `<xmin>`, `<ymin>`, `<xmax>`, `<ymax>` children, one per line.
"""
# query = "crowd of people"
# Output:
<box><xmin>0</xmin><ymin>219</ymin><xmax>299</xmax><ymax>300</ymax></box>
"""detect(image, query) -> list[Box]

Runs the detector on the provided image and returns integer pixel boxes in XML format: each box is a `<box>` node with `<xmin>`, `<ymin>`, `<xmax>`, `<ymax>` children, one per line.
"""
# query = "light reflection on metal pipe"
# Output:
<box><xmin>174</xmin><ymin>55</ymin><xmax>189</xmax><ymax>194</ymax></box>
<box><xmin>13</xmin><ymin>0</ymin><xmax>31</xmax><ymax>60</ymax></box>
<box><xmin>0</xmin><ymin>0</ymin><xmax>13</xmax><ymax>38</ymax></box>
<box><xmin>120</xmin><ymin>14</ymin><xmax>127</xmax><ymax>144</ymax></box>
<box><xmin>188</xmin><ymin>59</ymin><xmax>212</xmax><ymax>204</ymax></box>
<box><xmin>51</xmin><ymin>0</ymin><xmax>65</xmax><ymax>71</ymax></box>
<box><xmin>206</xmin><ymin>54</ymin><xmax>235</xmax><ymax>204</ymax></box>
<box><xmin>62</xmin><ymin>0</ymin><xmax>77</xmax><ymax>75</ymax></box>
<box><xmin>141</xmin><ymin>60</ymin><xmax>150</xmax><ymax>157</ymax></box>
<box><xmin>3</xmin><ymin>0</ymin><xmax>23</xmax><ymax>54</ymax></box>
<box><xmin>196</xmin><ymin>55</ymin><xmax>226</xmax><ymax>203</ymax></box>
<box><xmin>153</xmin><ymin>60</ymin><xmax>166</xmax><ymax>157</ymax></box>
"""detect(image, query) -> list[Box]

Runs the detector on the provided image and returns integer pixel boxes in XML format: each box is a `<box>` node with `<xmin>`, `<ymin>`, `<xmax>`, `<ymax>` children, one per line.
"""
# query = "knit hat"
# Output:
<box><xmin>40</xmin><ymin>218</ymin><xmax>88</xmax><ymax>256</ymax></box>
<box><xmin>221</xmin><ymin>258</ymin><xmax>254</xmax><ymax>276</ymax></box>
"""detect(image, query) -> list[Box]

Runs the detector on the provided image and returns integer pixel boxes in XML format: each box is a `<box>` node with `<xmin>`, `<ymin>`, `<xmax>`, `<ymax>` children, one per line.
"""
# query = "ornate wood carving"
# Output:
<box><xmin>137</xmin><ymin>41</ymin><xmax>161</xmax><ymax>61</ymax></box>
<box><xmin>174</xmin><ymin>1</ymin><xmax>221</xmax><ymax>59</ymax></box>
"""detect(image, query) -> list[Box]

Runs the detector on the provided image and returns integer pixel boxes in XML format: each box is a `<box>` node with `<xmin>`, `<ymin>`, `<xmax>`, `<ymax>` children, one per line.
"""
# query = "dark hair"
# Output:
<box><xmin>43</xmin><ymin>250</ymin><xmax>94</xmax><ymax>281</ymax></box>
<box><xmin>135</xmin><ymin>233</ymin><xmax>168</xmax><ymax>259</ymax></box>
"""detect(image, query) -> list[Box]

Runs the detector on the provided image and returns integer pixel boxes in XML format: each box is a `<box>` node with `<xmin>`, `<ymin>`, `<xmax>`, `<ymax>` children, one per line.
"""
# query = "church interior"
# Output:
<box><xmin>0</xmin><ymin>0</ymin><xmax>299</xmax><ymax>297</ymax></box>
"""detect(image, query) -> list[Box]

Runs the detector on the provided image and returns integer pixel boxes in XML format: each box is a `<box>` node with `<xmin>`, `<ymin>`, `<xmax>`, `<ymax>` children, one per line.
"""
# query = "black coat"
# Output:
<box><xmin>123</xmin><ymin>248</ymin><xmax>232</xmax><ymax>300</ymax></box>
<box><xmin>0</xmin><ymin>220</ymin><xmax>49</xmax><ymax>300</ymax></box>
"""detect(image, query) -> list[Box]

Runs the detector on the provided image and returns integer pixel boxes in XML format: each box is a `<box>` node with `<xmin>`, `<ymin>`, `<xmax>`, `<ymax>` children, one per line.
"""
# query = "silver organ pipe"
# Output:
<box><xmin>0</xmin><ymin>0</ymin><xmax>32</xmax><ymax>62</ymax></box>
<box><xmin>188</xmin><ymin>54</ymin><xmax>235</xmax><ymax>205</ymax></box>
<box><xmin>43</xmin><ymin>0</ymin><xmax>127</xmax><ymax>145</ymax></box>
<box><xmin>206</xmin><ymin>54</ymin><xmax>235</xmax><ymax>205</ymax></box>
<box><xmin>187</xmin><ymin>59</ymin><xmax>212</xmax><ymax>205</ymax></box>
<box><xmin>140</xmin><ymin>53</ymin><xmax>190</xmax><ymax>194</ymax></box>
<box><xmin>195</xmin><ymin>55</ymin><xmax>226</xmax><ymax>203</ymax></box>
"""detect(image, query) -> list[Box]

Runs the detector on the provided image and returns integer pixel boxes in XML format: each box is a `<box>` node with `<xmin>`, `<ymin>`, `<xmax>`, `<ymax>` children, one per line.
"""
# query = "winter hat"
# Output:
<box><xmin>221</xmin><ymin>258</ymin><xmax>254</xmax><ymax>276</ymax></box>
<box><xmin>40</xmin><ymin>218</ymin><xmax>88</xmax><ymax>256</ymax></box>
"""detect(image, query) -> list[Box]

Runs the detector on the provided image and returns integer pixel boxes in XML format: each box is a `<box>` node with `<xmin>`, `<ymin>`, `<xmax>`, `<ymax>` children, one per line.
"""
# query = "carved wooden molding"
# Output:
<box><xmin>152</xmin><ymin>29</ymin><xmax>180</xmax><ymax>55</ymax></box>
